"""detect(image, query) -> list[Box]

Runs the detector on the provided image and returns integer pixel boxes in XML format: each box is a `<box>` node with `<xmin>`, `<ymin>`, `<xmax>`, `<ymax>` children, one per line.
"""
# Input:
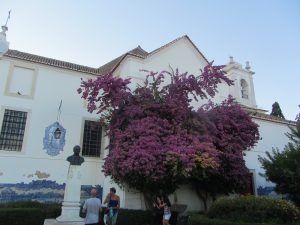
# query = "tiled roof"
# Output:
<box><xmin>242</xmin><ymin>106</ymin><xmax>296</xmax><ymax>126</ymax></box>
<box><xmin>4</xmin><ymin>49</ymin><xmax>101</xmax><ymax>75</ymax></box>
<box><xmin>97</xmin><ymin>46</ymin><xmax>148</xmax><ymax>74</ymax></box>
<box><xmin>4</xmin><ymin>47</ymin><xmax>149</xmax><ymax>75</ymax></box>
<box><xmin>4</xmin><ymin>35</ymin><xmax>209</xmax><ymax>75</ymax></box>
<box><xmin>98</xmin><ymin>35</ymin><xmax>209</xmax><ymax>74</ymax></box>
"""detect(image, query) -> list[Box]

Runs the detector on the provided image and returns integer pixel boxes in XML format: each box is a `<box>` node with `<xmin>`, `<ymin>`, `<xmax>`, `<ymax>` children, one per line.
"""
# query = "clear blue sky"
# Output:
<box><xmin>1</xmin><ymin>0</ymin><xmax>299</xmax><ymax>120</ymax></box>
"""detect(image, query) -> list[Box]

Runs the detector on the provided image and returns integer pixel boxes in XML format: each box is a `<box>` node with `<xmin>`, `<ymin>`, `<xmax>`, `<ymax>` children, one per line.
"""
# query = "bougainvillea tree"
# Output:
<box><xmin>189</xmin><ymin>97</ymin><xmax>260</xmax><ymax>210</ymax></box>
<box><xmin>78</xmin><ymin>62</ymin><xmax>259</xmax><ymax>208</ymax></box>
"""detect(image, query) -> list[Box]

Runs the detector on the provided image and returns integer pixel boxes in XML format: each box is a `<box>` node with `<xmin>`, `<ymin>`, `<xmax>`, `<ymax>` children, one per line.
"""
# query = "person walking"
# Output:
<box><xmin>151</xmin><ymin>195</ymin><xmax>163</xmax><ymax>225</ymax></box>
<box><xmin>82</xmin><ymin>188</ymin><xmax>102</xmax><ymax>225</ymax></box>
<box><xmin>103</xmin><ymin>187</ymin><xmax>120</xmax><ymax>225</ymax></box>
<box><xmin>159</xmin><ymin>195</ymin><xmax>171</xmax><ymax>225</ymax></box>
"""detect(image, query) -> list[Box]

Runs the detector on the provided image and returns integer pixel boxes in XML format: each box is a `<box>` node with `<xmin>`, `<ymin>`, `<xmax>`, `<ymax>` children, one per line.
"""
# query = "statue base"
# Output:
<box><xmin>44</xmin><ymin>219</ymin><xmax>84</xmax><ymax>225</ymax></box>
<box><xmin>56</xmin><ymin>203</ymin><xmax>82</xmax><ymax>222</ymax></box>
<box><xmin>44</xmin><ymin>204</ymin><xmax>84</xmax><ymax>225</ymax></box>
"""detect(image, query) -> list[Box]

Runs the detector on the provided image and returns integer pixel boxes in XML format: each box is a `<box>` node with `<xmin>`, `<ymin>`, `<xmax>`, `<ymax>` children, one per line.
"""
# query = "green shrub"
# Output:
<box><xmin>116</xmin><ymin>208</ymin><xmax>152</xmax><ymax>225</ymax></box>
<box><xmin>0</xmin><ymin>208</ymin><xmax>44</xmax><ymax>225</ymax></box>
<box><xmin>0</xmin><ymin>201</ymin><xmax>61</xmax><ymax>225</ymax></box>
<box><xmin>0</xmin><ymin>201</ymin><xmax>42</xmax><ymax>208</ymax></box>
<box><xmin>0</xmin><ymin>207</ymin><xmax>60</xmax><ymax>225</ymax></box>
<box><xmin>0</xmin><ymin>201</ymin><xmax>60</xmax><ymax>208</ymax></box>
<box><xmin>115</xmin><ymin>208</ymin><xmax>179</xmax><ymax>225</ymax></box>
<box><xmin>207</xmin><ymin>196</ymin><xmax>300</xmax><ymax>223</ymax></box>
<box><xmin>191</xmin><ymin>214</ymin><xmax>251</xmax><ymax>225</ymax></box>
<box><xmin>0</xmin><ymin>201</ymin><xmax>181</xmax><ymax>225</ymax></box>
<box><xmin>0</xmin><ymin>202</ymin><xmax>153</xmax><ymax>225</ymax></box>
<box><xmin>190</xmin><ymin>213</ymin><xmax>300</xmax><ymax>225</ymax></box>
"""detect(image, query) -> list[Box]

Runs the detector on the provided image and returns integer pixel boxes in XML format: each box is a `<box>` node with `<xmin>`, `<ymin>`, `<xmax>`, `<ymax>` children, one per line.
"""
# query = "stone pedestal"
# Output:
<box><xmin>56</xmin><ymin>165</ymin><xmax>84</xmax><ymax>222</ymax></box>
<box><xmin>44</xmin><ymin>146</ymin><xmax>84</xmax><ymax>225</ymax></box>
<box><xmin>44</xmin><ymin>219</ymin><xmax>84</xmax><ymax>225</ymax></box>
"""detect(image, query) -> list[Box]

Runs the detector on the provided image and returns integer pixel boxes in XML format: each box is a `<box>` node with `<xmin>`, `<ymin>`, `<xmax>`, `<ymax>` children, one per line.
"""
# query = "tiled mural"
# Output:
<box><xmin>257</xmin><ymin>186</ymin><xmax>289</xmax><ymax>200</ymax></box>
<box><xmin>0</xmin><ymin>180</ymin><xmax>103</xmax><ymax>203</ymax></box>
<box><xmin>257</xmin><ymin>186</ymin><xmax>276</xmax><ymax>196</ymax></box>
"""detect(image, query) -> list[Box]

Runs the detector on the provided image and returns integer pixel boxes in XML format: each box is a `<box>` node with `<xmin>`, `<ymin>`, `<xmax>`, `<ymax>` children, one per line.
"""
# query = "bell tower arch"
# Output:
<box><xmin>224</xmin><ymin>57</ymin><xmax>257</xmax><ymax>108</ymax></box>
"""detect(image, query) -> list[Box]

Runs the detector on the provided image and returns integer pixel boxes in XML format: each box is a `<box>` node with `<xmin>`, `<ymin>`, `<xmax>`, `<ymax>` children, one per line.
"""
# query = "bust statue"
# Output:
<box><xmin>67</xmin><ymin>145</ymin><xmax>84</xmax><ymax>166</ymax></box>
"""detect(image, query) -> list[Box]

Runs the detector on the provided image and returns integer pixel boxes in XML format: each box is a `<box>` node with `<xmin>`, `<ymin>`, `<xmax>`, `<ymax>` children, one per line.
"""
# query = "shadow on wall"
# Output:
<box><xmin>0</xmin><ymin>180</ymin><xmax>103</xmax><ymax>203</ymax></box>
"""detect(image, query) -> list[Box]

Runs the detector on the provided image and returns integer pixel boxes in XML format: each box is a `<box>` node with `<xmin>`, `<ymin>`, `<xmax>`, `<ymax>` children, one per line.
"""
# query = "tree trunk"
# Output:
<box><xmin>194</xmin><ymin>185</ymin><xmax>209</xmax><ymax>212</ymax></box>
<box><xmin>143</xmin><ymin>191</ymin><xmax>154</xmax><ymax>210</ymax></box>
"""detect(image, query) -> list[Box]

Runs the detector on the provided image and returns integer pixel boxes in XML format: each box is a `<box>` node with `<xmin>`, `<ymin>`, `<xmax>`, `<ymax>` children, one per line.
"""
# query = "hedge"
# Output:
<box><xmin>0</xmin><ymin>201</ymin><xmax>55</xmax><ymax>208</ymax></box>
<box><xmin>0</xmin><ymin>201</ymin><xmax>170</xmax><ymax>225</ymax></box>
<box><xmin>116</xmin><ymin>208</ymin><xmax>153</xmax><ymax>225</ymax></box>
<box><xmin>207</xmin><ymin>196</ymin><xmax>300</xmax><ymax>223</ymax></box>
<box><xmin>2</xmin><ymin>201</ymin><xmax>299</xmax><ymax>225</ymax></box>
<box><xmin>190</xmin><ymin>214</ymin><xmax>300</xmax><ymax>225</ymax></box>
<box><xmin>0</xmin><ymin>207</ymin><xmax>61</xmax><ymax>225</ymax></box>
<box><xmin>0</xmin><ymin>207</ymin><xmax>157</xmax><ymax>225</ymax></box>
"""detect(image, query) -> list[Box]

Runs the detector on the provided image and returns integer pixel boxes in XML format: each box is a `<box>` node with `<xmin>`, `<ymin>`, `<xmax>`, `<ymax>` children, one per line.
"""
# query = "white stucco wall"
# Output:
<box><xmin>245</xmin><ymin>118</ymin><xmax>293</xmax><ymax>190</ymax></box>
<box><xmin>0</xmin><ymin>58</ymin><xmax>107</xmax><ymax>187</ymax></box>
<box><xmin>0</xmin><ymin>57</ymin><xmax>125</xmax><ymax>206</ymax></box>
<box><xmin>115</xmin><ymin>38</ymin><xmax>235</xmax><ymax>111</ymax></box>
<box><xmin>116</xmin><ymin>38</ymin><xmax>208</xmax><ymax>80</ymax></box>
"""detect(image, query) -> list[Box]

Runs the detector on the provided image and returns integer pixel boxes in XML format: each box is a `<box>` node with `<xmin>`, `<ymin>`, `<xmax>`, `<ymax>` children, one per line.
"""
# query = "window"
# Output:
<box><xmin>240</xmin><ymin>79</ymin><xmax>249</xmax><ymax>99</ymax></box>
<box><xmin>82</xmin><ymin>120</ymin><xmax>102</xmax><ymax>157</ymax></box>
<box><xmin>5</xmin><ymin>64</ymin><xmax>37</xmax><ymax>99</ymax></box>
<box><xmin>0</xmin><ymin>109</ymin><xmax>28</xmax><ymax>151</ymax></box>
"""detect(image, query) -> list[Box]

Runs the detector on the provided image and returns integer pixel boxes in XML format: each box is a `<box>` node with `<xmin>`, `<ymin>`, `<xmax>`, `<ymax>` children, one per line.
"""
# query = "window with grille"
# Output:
<box><xmin>0</xmin><ymin>109</ymin><xmax>27</xmax><ymax>151</ymax></box>
<box><xmin>82</xmin><ymin>120</ymin><xmax>102</xmax><ymax>157</ymax></box>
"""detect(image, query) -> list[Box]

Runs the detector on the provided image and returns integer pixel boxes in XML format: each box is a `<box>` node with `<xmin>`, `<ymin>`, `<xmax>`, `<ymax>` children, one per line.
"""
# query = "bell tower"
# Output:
<box><xmin>224</xmin><ymin>56</ymin><xmax>257</xmax><ymax>109</ymax></box>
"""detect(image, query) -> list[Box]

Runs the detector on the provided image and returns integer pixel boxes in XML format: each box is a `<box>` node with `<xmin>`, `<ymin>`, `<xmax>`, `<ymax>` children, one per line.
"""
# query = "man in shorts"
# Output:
<box><xmin>82</xmin><ymin>188</ymin><xmax>102</xmax><ymax>225</ymax></box>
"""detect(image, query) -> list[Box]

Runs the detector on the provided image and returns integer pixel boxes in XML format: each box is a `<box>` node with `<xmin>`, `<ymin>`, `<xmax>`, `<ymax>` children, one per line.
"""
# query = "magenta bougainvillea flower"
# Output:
<box><xmin>78</xmin><ymin>62</ymin><xmax>259</xmax><ymax>195</ymax></box>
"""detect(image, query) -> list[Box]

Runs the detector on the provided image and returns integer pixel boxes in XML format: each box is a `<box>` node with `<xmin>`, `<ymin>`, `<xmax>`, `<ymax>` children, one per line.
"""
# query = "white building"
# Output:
<box><xmin>0</xmin><ymin>35</ymin><xmax>295</xmax><ymax>210</ymax></box>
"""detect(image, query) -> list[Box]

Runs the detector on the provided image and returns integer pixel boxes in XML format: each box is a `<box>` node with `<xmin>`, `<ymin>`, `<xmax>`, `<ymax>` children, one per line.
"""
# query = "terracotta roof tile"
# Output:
<box><xmin>97</xmin><ymin>35</ymin><xmax>209</xmax><ymax>74</ymax></box>
<box><xmin>4</xmin><ymin>36</ymin><xmax>208</xmax><ymax>76</ymax></box>
<box><xmin>97</xmin><ymin>46</ymin><xmax>148</xmax><ymax>74</ymax></box>
<box><xmin>4</xmin><ymin>49</ymin><xmax>101</xmax><ymax>75</ymax></box>
<box><xmin>242</xmin><ymin>106</ymin><xmax>296</xmax><ymax>126</ymax></box>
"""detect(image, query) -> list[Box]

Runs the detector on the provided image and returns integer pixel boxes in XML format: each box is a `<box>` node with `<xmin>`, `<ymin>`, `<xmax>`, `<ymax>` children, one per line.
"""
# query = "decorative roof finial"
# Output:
<box><xmin>229</xmin><ymin>56</ymin><xmax>234</xmax><ymax>64</ymax></box>
<box><xmin>245</xmin><ymin>61</ymin><xmax>251</xmax><ymax>70</ymax></box>
<box><xmin>0</xmin><ymin>10</ymin><xmax>11</xmax><ymax>57</ymax></box>
<box><xmin>5</xmin><ymin>10</ymin><xmax>11</xmax><ymax>27</ymax></box>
